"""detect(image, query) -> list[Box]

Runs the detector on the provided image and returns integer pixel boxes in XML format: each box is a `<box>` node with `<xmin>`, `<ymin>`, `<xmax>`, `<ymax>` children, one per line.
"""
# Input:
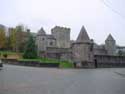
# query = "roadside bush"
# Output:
<box><xmin>3</xmin><ymin>53</ymin><xmax>8</xmax><ymax>59</ymax></box>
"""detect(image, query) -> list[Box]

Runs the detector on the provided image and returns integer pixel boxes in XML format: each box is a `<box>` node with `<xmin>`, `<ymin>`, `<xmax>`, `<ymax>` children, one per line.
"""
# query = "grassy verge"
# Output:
<box><xmin>59</xmin><ymin>61</ymin><xmax>74</xmax><ymax>68</ymax></box>
<box><xmin>0</xmin><ymin>51</ymin><xmax>18</xmax><ymax>55</ymax></box>
<box><xmin>0</xmin><ymin>51</ymin><xmax>74</xmax><ymax>68</ymax></box>
<box><xmin>18</xmin><ymin>58</ymin><xmax>40</xmax><ymax>62</ymax></box>
<box><xmin>0</xmin><ymin>51</ymin><xmax>22</xmax><ymax>59</ymax></box>
<box><xmin>18</xmin><ymin>58</ymin><xmax>74</xmax><ymax>68</ymax></box>
<box><xmin>18</xmin><ymin>58</ymin><xmax>59</xmax><ymax>63</ymax></box>
<box><xmin>39</xmin><ymin>58</ymin><xmax>60</xmax><ymax>64</ymax></box>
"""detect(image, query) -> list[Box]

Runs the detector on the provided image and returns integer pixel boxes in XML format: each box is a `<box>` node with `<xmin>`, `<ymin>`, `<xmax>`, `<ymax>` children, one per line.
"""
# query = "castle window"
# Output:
<box><xmin>50</xmin><ymin>42</ymin><xmax>53</xmax><ymax>46</ymax></box>
<box><xmin>90</xmin><ymin>44</ymin><xmax>93</xmax><ymax>51</ymax></box>
<box><xmin>42</xmin><ymin>38</ymin><xmax>45</xmax><ymax>40</ymax></box>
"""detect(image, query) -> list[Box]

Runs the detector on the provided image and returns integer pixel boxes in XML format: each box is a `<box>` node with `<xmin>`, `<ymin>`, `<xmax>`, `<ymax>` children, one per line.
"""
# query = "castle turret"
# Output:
<box><xmin>36</xmin><ymin>27</ymin><xmax>47</xmax><ymax>56</ymax></box>
<box><xmin>105</xmin><ymin>34</ymin><xmax>116</xmax><ymax>55</ymax></box>
<box><xmin>72</xmin><ymin>26</ymin><xmax>94</xmax><ymax>67</ymax></box>
<box><xmin>76</xmin><ymin>26</ymin><xmax>90</xmax><ymax>43</ymax></box>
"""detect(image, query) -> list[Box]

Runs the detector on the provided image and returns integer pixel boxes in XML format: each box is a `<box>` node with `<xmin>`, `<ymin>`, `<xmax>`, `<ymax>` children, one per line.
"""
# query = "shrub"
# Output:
<box><xmin>3</xmin><ymin>53</ymin><xmax>8</xmax><ymax>59</ymax></box>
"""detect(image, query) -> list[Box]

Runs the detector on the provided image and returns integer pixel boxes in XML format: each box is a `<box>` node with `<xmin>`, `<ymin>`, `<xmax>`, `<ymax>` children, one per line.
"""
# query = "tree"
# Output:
<box><xmin>15</xmin><ymin>25</ymin><xmax>25</xmax><ymax>33</ymax></box>
<box><xmin>0</xmin><ymin>28</ymin><xmax>6</xmax><ymax>49</ymax></box>
<box><xmin>23</xmin><ymin>33</ymin><xmax>37</xmax><ymax>59</ymax></box>
<box><xmin>9</xmin><ymin>28</ymin><xmax>16</xmax><ymax>51</ymax></box>
<box><xmin>15</xmin><ymin>25</ymin><xmax>28</xmax><ymax>52</ymax></box>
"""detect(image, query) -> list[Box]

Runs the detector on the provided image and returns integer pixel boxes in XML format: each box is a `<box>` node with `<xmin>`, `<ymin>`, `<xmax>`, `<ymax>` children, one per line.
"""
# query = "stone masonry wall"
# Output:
<box><xmin>95</xmin><ymin>55</ymin><xmax>125</xmax><ymax>68</ymax></box>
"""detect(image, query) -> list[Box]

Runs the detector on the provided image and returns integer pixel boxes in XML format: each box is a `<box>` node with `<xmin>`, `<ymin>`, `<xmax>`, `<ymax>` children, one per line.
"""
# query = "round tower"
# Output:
<box><xmin>36</xmin><ymin>27</ymin><xmax>47</xmax><ymax>56</ymax></box>
<box><xmin>72</xmin><ymin>26</ymin><xmax>94</xmax><ymax>68</ymax></box>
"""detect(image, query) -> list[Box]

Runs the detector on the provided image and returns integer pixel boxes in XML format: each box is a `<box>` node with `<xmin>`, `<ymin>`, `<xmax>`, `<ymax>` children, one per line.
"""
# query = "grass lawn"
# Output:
<box><xmin>18</xmin><ymin>58</ymin><xmax>74</xmax><ymax>68</ymax></box>
<box><xmin>59</xmin><ymin>61</ymin><xmax>74</xmax><ymax>68</ymax></box>
<box><xmin>0</xmin><ymin>51</ymin><xmax>74</xmax><ymax>68</ymax></box>
<box><xmin>18</xmin><ymin>58</ymin><xmax>59</xmax><ymax>63</ymax></box>
<box><xmin>0</xmin><ymin>51</ymin><xmax>18</xmax><ymax>55</ymax></box>
<box><xmin>18</xmin><ymin>58</ymin><xmax>40</xmax><ymax>62</ymax></box>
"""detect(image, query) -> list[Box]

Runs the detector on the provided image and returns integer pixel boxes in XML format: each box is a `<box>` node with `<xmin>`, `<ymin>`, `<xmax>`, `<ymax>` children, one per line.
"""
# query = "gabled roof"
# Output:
<box><xmin>106</xmin><ymin>34</ymin><xmax>115</xmax><ymax>41</ymax></box>
<box><xmin>37</xmin><ymin>27</ymin><xmax>46</xmax><ymax>36</ymax></box>
<box><xmin>76</xmin><ymin>26</ymin><xmax>90</xmax><ymax>43</ymax></box>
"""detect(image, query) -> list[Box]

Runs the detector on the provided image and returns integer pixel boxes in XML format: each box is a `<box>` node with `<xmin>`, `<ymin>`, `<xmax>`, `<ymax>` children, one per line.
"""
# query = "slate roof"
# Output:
<box><xmin>106</xmin><ymin>34</ymin><xmax>115</xmax><ymax>41</ymax></box>
<box><xmin>76</xmin><ymin>26</ymin><xmax>90</xmax><ymax>43</ymax></box>
<box><xmin>37</xmin><ymin>27</ymin><xmax>46</xmax><ymax>36</ymax></box>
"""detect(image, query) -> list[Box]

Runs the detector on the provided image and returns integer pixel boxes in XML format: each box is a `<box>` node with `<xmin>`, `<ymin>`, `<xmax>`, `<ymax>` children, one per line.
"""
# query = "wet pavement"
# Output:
<box><xmin>0</xmin><ymin>64</ymin><xmax>125</xmax><ymax>94</ymax></box>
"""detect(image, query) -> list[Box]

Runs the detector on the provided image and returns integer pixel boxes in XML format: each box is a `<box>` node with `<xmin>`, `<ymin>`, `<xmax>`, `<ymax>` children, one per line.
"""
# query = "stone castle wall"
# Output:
<box><xmin>95</xmin><ymin>55</ymin><xmax>125</xmax><ymax>68</ymax></box>
<box><xmin>46</xmin><ymin>47</ymin><xmax>72</xmax><ymax>61</ymax></box>
<box><xmin>72</xmin><ymin>43</ymin><xmax>93</xmax><ymax>62</ymax></box>
<box><xmin>36</xmin><ymin>35</ymin><xmax>47</xmax><ymax>53</ymax></box>
<box><xmin>51</xmin><ymin>26</ymin><xmax>70</xmax><ymax>48</ymax></box>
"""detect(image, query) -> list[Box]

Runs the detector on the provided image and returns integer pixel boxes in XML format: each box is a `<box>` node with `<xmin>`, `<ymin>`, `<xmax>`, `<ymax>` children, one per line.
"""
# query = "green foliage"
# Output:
<box><xmin>18</xmin><ymin>58</ymin><xmax>74</xmax><ymax>68</ymax></box>
<box><xmin>15</xmin><ymin>25</ymin><xmax>25</xmax><ymax>32</ymax></box>
<box><xmin>0</xmin><ymin>51</ymin><xmax>18</xmax><ymax>55</ymax></box>
<box><xmin>15</xmin><ymin>25</ymin><xmax>25</xmax><ymax>52</ymax></box>
<box><xmin>9</xmin><ymin>28</ymin><xmax>16</xmax><ymax>51</ymax></box>
<box><xmin>0</xmin><ymin>28</ymin><xmax>6</xmax><ymax>49</ymax></box>
<box><xmin>18</xmin><ymin>58</ymin><xmax>59</xmax><ymax>63</ymax></box>
<box><xmin>18</xmin><ymin>59</ymin><xmax>39</xmax><ymax>62</ymax></box>
<box><xmin>39</xmin><ymin>58</ymin><xmax>60</xmax><ymax>63</ymax></box>
<box><xmin>59</xmin><ymin>61</ymin><xmax>74</xmax><ymax>68</ymax></box>
<box><xmin>23</xmin><ymin>33</ymin><xmax>37</xmax><ymax>59</ymax></box>
<box><xmin>3</xmin><ymin>53</ymin><xmax>8</xmax><ymax>59</ymax></box>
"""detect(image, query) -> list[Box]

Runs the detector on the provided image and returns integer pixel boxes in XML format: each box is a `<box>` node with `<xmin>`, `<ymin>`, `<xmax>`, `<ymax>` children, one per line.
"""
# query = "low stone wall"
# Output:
<box><xmin>95</xmin><ymin>55</ymin><xmax>125</xmax><ymax>68</ymax></box>
<box><xmin>2</xmin><ymin>59</ymin><xmax>18</xmax><ymax>65</ymax></box>
<box><xmin>2</xmin><ymin>59</ymin><xmax>59</xmax><ymax>68</ymax></box>
<box><xmin>74</xmin><ymin>61</ymin><xmax>95</xmax><ymax>68</ymax></box>
<box><xmin>3</xmin><ymin>56</ymin><xmax>125</xmax><ymax>68</ymax></box>
<box><xmin>39</xmin><ymin>63</ymin><xmax>59</xmax><ymax>67</ymax></box>
<box><xmin>97</xmin><ymin>63</ymin><xmax>125</xmax><ymax>68</ymax></box>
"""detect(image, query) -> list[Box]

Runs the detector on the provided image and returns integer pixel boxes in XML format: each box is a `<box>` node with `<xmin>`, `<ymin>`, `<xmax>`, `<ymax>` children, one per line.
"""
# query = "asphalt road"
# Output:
<box><xmin>0</xmin><ymin>64</ymin><xmax>125</xmax><ymax>94</ymax></box>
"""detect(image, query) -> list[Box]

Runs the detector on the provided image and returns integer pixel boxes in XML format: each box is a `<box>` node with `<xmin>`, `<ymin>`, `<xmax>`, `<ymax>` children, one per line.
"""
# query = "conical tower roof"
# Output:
<box><xmin>37</xmin><ymin>27</ymin><xmax>46</xmax><ymax>36</ymax></box>
<box><xmin>76</xmin><ymin>26</ymin><xmax>90</xmax><ymax>43</ymax></box>
<box><xmin>106</xmin><ymin>34</ymin><xmax>115</xmax><ymax>41</ymax></box>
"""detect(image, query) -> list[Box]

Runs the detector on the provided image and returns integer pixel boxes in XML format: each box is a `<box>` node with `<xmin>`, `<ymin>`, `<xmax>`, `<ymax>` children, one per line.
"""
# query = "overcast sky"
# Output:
<box><xmin>0</xmin><ymin>0</ymin><xmax>125</xmax><ymax>45</ymax></box>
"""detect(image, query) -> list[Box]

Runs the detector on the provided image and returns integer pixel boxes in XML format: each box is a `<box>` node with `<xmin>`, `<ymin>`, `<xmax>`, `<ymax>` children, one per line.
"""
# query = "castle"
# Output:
<box><xmin>36</xmin><ymin>26</ymin><xmax>125</xmax><ymax>68</ymax></box>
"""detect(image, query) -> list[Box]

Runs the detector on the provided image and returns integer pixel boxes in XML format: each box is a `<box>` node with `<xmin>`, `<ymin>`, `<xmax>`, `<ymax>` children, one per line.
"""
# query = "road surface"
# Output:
<box><xmin>0</xmin><ymin>64</ymin><xmax>125</xmax><ymax>94</ymax></box>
